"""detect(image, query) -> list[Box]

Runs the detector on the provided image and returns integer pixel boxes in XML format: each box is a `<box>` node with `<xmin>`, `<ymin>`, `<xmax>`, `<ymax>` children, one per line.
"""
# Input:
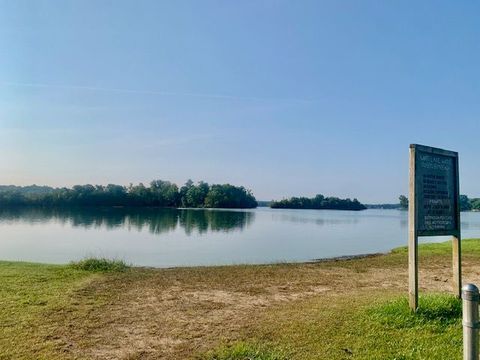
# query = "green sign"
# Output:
<box><xmin>413</xmin><ymin>146</ymin><xmax>459</xmax><ymax>235</ymax></box>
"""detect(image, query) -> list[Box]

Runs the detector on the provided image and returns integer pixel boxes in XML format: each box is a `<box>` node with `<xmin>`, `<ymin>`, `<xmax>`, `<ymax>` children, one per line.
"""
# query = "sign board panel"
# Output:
<box><xmin>412</xmin><ymin>144</ymin><xmax>460</xmax><ymax>236</ymax></box>
<box><xmin>408</xmin><ymin>144</ymin><xmax>461</xmax><ymax>310</ymax></box>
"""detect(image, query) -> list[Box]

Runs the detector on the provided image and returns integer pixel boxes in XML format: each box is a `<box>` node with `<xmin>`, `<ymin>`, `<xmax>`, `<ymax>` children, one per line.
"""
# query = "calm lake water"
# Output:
<box><xmin>2</xmin><ymin>207</ymin><xmax>480</xmax><ymax>267</ymax></box>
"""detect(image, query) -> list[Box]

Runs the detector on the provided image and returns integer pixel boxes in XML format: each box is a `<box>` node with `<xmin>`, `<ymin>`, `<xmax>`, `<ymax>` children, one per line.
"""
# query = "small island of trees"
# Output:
<box><xmin>270</xmin><ymin>194</ymin><xmax>366</xmax><ymax>211</ymax></box>
<box><xmin>0</xmin><ymin>180</ymin><xmax>258</xmax><ymax>209</ymax></box>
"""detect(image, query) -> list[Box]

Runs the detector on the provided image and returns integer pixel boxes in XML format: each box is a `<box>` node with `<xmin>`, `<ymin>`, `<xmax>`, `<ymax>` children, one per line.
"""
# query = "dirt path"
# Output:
<box><xmin>46</xmin><ymin>254</ymin><xmax>480</xmax><ymax>360</ymax></box>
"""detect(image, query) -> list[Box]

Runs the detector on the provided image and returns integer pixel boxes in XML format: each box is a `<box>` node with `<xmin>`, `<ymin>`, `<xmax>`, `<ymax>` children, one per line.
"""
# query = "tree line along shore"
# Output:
<box><xmin>0</xmin><ymin>180</ymin><xmax>370</xmax><ymax>211</ymax></box>
<box><xmin>7</xmin><ymin>182</ymin><xmax>480</xmax><ymax>212</ymax></box>
<box><xmin>0</xmin><ymin>180</ymin><xmax>257</xmax><ymax>209</ymax></box>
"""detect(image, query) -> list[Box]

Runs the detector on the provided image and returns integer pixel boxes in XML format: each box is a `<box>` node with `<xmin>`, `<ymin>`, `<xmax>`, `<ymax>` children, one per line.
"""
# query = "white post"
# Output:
<box><xmin>463</xmin><ymin>283</ymin><xmax>479</xmax><ymax>360</ymax></box>
<box><xmin>408</xmin><ymin>146</ymin><xmax>418</xmax><ymax>311</ymax></box>
<box><xmin>453</xmin><ymin>234</ymin><xmax>462</xmax><ymax>298</ymax></box>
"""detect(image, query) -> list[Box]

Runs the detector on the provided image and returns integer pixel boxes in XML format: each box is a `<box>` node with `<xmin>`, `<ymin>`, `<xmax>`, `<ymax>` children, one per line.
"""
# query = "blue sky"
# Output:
<box><xmin>1</xmin><ymin>0</ymin><xmax>479</xmax><ymax>202</ymax></box>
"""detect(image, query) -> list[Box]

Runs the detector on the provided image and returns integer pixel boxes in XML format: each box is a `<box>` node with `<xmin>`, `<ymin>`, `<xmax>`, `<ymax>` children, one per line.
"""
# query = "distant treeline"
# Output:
<box><xmin>270</xmin><ymin>194</ymin><xmax>366</xmax><ymax>211</ymax></box>
<box><xmin>0</xmin><ymin>180</ymin><xmax>258</xmax><ymax>209</ymax></box>
<box><xmin>464</xmin><ymin>196</ymin><xmax>480</xmax><ymax>211</ymax></box>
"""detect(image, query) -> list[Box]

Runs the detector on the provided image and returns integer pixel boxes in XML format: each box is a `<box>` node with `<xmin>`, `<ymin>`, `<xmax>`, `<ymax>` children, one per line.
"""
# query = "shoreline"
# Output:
<box><xmin>311</xmin><ymin>252</ymin><xmax>385</xmax><ymax>263</ymax></box>
<box><xmin>135</xmin><ymin>251</ymin><xmax>388</xmax><ymax>271</ymax></box>
<box><xmin>0</xmin><ymin>249</ymin><xmax>392</xmax><ymax>269</ymax></box>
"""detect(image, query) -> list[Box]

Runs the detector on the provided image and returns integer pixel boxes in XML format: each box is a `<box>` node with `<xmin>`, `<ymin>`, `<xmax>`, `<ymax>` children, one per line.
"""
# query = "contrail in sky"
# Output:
<box><xmin>1</xmin><ymin>81</ymin><xmax>316</xmax><ymax>104</ymax></box>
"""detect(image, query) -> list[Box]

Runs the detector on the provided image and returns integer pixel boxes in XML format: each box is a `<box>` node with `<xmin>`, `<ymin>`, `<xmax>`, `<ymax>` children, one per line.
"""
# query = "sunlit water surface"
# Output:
<box><xmin>1</xmin><ymin>207</ymin><xmax>480</xmax><ymax>267</ymax></box>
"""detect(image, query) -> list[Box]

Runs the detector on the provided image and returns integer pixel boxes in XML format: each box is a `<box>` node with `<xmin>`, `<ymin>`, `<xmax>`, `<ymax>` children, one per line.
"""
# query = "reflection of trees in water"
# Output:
<box><xmin>0</xmin><ymin>207</ymin><xmax>72</xmax><ymax>225</ymax></box>
<box><xmin>179</xmin><ymin>209</ymin><xmax>255</xmax><ymax>235</ymax></box>
<box><xmin>273</xmin><ymin>213</ymin><xmax>360</xmax><ymax>226</ymax></box>
<box><xmin>125</xmin><ymin>209</ymin><xmax>178</xmax><ymax>234</ymax></box>
<box><xmin>0</xmin><ymin>207</ymin><xmax>254</xmax><ymax>235</ymax></box>
<box><xmin>179</xmin><ymin>209</ymin><xmax>208</xmax><ymax>235</ymax></box>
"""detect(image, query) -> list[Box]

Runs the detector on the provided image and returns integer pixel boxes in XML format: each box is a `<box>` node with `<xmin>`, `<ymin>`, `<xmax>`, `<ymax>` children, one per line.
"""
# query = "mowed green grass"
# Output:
<box><xmin>0</xmin><ymin>258</ymin><xmax>130</xmax><ymax>360</ymax></box>
<box><xmin>2</xmin><ymin>240</ymin><xmax>480</xmax><ymax>359</ymax></box>
<box><xmin>0</xmin><ymin>262</ymin><xmax>102</xmax><ymax>359</ymax></box>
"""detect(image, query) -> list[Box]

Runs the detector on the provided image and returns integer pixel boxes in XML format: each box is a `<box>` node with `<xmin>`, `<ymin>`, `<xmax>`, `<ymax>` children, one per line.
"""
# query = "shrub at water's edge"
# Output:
<box><xmin>70</xmin><ymin>258</ymin><xmax>129</xmax><ymax>272</ymax></box>
<box><xmin>270</xmin><ymin>194</ymin><xmax>366</xmax><ymax>211</ymax></box>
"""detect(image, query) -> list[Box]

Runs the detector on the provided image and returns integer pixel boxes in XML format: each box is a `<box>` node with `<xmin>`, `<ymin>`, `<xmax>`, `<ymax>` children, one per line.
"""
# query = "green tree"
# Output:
<box><xmin>204</xmin><ymin>184</ymin><xmax>257</xmax><ymax>209</ymax></box>
<box><xmin>471</xmin><ymin>198</ymin><xmax>480</xmax><ymax>211</ymax></box>
<box><xmin>399</xmin><ymin>195</ymin><xmax>408</xmax><ymax>210</ymax></box>
<box><xmin>149</xmin><ymin>180</ymin><xmax>179</xmax><ymax>207</ymax></box>
<box><xmin>179</xmin><ymin>179</ymin><xmax>194</xmax><ymax>207</ymax></box>
<box><xmin>460</xmin><ymin>195</ymin><xmax>472</xmax><ymax>211</ymax></box>
<box><xmin>184</xmin><ymin>181</ymin><xmax>209</xmax><ymax>207</ymax></box>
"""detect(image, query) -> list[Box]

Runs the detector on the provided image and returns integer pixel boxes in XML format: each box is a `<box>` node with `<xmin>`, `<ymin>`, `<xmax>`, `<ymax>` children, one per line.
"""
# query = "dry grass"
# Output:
<box><xmin>3</xmin><ymin>240</ymin><xmax>480</xmax><ymax>359</ymax></box>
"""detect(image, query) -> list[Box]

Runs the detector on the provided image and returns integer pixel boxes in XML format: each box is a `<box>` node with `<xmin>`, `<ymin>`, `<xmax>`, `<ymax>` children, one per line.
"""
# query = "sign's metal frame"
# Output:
<box><xmin>409</xmin><ymin>144</ymin><xmax>461</xmax><ymax>311</ymax></box>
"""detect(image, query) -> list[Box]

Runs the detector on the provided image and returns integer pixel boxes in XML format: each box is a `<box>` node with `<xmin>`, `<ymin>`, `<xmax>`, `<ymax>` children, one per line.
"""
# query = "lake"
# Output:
<box><xmin>1</xmin><ymin>207</ymin><xmax>480</xmax><ymax>267</ymax></box>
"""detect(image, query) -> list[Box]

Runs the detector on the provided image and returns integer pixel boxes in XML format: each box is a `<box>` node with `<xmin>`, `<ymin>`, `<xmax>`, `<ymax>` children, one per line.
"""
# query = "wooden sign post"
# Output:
<box><xmin>409</xmin><ymin>144</ymin><xmax>461</xmax><ymax>311</ymax></box>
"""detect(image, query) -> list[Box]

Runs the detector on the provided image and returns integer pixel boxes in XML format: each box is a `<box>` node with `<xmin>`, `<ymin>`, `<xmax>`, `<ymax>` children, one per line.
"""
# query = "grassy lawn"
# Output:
<box><xmin>2</xmin><ymin>240</ymin><xmax>480</xmax><ymax>359</ymax></box>
<box><xmin>0</xmin><ymin>262</ymin><xmax>96</xmax><ymax>359</ymax></box>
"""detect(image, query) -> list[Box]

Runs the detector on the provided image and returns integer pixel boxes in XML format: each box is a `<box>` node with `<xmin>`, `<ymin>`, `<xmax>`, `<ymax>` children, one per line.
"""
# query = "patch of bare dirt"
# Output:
<box><xmin>47</xmin><ymin>255</ymin><xmax>480</xmax><ymax>359</ymax></box>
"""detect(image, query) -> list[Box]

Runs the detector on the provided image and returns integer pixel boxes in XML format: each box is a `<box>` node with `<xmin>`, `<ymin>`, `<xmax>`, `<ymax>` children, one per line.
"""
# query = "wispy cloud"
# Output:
<box><xmin>1</xmin><ymin>81</ymin><xmax>316</xmax><ymax>104</ymax></box>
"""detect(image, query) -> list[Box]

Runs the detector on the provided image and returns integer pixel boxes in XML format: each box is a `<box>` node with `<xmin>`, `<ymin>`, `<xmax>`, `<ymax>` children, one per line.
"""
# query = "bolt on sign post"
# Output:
<box><xmin>409</xmin><ymin>144</ymin><xmax>461</xmax><ymax>311</ymax></box>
